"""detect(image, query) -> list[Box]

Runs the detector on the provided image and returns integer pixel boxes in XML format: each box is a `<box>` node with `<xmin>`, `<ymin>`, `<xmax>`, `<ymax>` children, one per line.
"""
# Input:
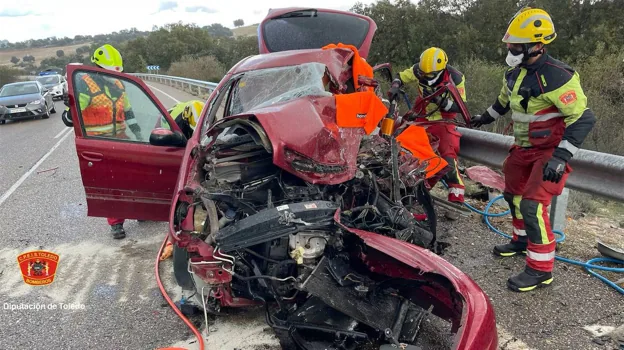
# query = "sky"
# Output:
<box><xmin>0</xmin><ymin>0</ymin><xmax>378</xmax><ymax>42</ymax></box>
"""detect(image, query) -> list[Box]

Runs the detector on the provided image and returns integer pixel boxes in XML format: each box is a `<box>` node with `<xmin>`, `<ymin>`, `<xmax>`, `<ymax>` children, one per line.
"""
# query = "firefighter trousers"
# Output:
<box><xmin>503</xmin><ymin>146</ymin><xmax>571</xmax><ymax>272</ymax></box>
<box><xmin>425</xmin><ymin>123</ymin><xmax>465</xmax><ymax>202</ymax></box>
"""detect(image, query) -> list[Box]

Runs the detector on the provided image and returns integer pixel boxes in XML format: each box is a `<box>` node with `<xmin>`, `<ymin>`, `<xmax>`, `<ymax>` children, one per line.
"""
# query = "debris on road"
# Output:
<box><xmin>36</xmin><ymin>166</ymin><xmax>59</xmax><ymax>175</ymax></box>
<box><xmin>160</xmin><ymin>241</ymin><xmax>173</xmax><ymax>260</ymax></box>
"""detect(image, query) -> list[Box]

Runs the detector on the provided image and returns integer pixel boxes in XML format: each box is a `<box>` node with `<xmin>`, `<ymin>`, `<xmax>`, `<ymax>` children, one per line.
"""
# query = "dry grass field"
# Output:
<box><xmin>232</xmin><ymin>24</ymin><xmax>259</xmax><ymax>37</ymax></box>
<box><xmin>0</xmin><ymin>42</ymin><xmax>91</xmax><ymax>67</ymax></box>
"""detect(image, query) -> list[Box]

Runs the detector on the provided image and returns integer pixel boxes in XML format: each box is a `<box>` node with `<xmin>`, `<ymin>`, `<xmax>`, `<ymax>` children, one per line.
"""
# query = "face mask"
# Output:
<box><xmin>506</xmin><ymin>50</ymin><xmax>525</xmax><ymax>67</ymax></box>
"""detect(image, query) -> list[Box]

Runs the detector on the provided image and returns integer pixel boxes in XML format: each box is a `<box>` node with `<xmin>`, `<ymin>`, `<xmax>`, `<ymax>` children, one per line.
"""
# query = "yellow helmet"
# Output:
<box><xmin>179</xmin><ymin>100</ymin><xmax>205</xmax><ymax>130</ymax></box>
<box><xmin>418</xmin><ymin>47</ymin><xmax>448</xmax><ymax>75</ymax></box>
<box><xmin>502</xmin><ymin>7</ymin><xmax>557</xmax><ymax>45</ymax></box>
<box><xmin>91</xmin><ymin>44</ymin><xmax>124</xmax><ymax>72</ymax></box>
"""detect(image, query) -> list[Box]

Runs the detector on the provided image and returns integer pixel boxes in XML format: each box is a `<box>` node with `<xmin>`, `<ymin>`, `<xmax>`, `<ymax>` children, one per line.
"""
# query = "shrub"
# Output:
<box><xmin>0</xmin><ymin>66</ymin><xmax>20</xmax><ymax>88</ymax></box>
<box><xmin>167</xmin><ymin>55</ymin><xmax>227</xmax><ymax>83</ymax></box>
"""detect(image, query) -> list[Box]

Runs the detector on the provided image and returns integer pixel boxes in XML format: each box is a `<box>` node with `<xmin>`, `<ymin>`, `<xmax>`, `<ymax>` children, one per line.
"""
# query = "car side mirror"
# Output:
<box><xmin>149</xmin><ymin>128</ymin><xmax>187</xmax><ymax>147</ymax></box>
<box><xmin>373</xmin><ymin>64</ymin><xmax>393</xmax><ymax>84</ymax></box>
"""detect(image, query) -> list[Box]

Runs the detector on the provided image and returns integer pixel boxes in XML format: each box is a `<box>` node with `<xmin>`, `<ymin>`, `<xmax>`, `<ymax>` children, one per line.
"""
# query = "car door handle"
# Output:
<box><xmin>81</xmin><ymin>151</ymin><xmax>103</xmax><ymax>162</ymax></box>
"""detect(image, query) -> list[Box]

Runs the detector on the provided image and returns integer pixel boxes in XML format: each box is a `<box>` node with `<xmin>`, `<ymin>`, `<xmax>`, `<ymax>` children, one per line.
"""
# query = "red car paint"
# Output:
<box><xmin>66</xmin><ymin>65</ymin><xmax>186</xmax><ymax>222</ymax></box>
<box><xmin>67</xmin><ymin>7</ymin><xmax>497</xmax><ymax>349</ymax></box>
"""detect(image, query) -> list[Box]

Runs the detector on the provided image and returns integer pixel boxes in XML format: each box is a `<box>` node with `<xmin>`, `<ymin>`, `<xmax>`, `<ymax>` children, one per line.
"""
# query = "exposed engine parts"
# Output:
<box><xmin>173</xmin><ymin>119</ymin><xmax>456</xmax><ymax>349</ymax></box>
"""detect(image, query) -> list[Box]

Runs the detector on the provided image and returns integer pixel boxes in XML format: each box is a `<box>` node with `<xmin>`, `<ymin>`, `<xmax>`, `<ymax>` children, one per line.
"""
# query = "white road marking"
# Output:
<box><xmin>0</xmin><ymin>128</ymin><xmax>73</xmax><ymax>207</ymax></box>
<box><xmin>54</xmin><ymin>127</ymin><xmax>70</xmax><ymax>139</ymax></box>
<box><xmin>147</xmin><ymin>83</ymin><xmax>180</xmax><ymax>103</ymax></box>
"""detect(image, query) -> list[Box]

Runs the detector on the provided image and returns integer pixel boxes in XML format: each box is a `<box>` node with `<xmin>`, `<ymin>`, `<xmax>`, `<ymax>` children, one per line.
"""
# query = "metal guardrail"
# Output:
<box><xmin>133</xmin><ymin>74</ymin><xmax>624</xmax><ymax>230</ymax></box>
<box><xmin>458</xmin><ymin>128</ymin><xmax>624</xmax><ymax>202</ymax></box>
<box><xmin>131</xmin><ymin>73</ymin><xmax>218</xmax><ymax>97</ymax></box>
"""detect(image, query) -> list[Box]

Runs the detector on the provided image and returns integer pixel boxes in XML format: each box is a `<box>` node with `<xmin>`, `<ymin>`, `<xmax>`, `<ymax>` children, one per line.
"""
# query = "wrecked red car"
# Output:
<box><xmin>65</xmin><ymin>7</ymin><xmax>497</xmax><ymax>350</ymax></box>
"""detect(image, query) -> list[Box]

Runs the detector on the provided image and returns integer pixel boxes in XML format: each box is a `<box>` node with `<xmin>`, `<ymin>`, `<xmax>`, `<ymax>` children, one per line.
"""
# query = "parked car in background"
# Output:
<box><xmin>0</xmin><ymin>81</ymin><xmax>56</xmax><ymax>124</ymax></box>
<box><xmin>35</xmin><ymin>73</ymin><xmax>68</xmax><ymax>100</ymax></box>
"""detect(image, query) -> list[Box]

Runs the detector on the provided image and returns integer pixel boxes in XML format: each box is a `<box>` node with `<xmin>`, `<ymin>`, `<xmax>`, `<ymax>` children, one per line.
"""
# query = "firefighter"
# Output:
<box><xmin>471</xmin><ymin>7</ymin><xmax>596</xmax><ymax>292</ymax></box>
<box><xmin>388</xmin><ymin>47</ymin><xmax>467</xmax><ymax>208</ymax></box>
<box><xmin>167</xmin><ymin>99</ymin><xmax>205</xmax><ymax>139</ymax></box>
<box><xmin>64</xmin><ymin>44</ymin><xmax>142</xmax><ymax>239</ymax></box>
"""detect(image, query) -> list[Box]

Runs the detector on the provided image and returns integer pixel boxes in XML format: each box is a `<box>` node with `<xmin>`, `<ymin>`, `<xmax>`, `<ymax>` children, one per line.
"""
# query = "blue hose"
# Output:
<box><xmin>469</xmin><ymin>194</ymin><xmax>624</xmax><ymax>295</ymax></box>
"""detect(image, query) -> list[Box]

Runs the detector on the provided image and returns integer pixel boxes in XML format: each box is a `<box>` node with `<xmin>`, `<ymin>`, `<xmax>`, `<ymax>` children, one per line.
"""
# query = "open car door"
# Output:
<box><xmin>66</xmin><ymin>64</ymin><xmax>187</xmax><ymax>221</ymax></box>
<box><xmin>258</xmin><ymin>7</ymin><xmax>377</xmax><ymax>59</ymax></box>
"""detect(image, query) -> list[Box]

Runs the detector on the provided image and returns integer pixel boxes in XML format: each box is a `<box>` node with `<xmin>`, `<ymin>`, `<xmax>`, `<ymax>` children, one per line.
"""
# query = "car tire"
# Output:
<box><xmin>42</xmin><ymin>104</ymin><xmax>50</xmax><ymax>119</ymax></box>
<box><xmin>172</xmin><ymin>243</ymin><xmax>195</xmax><ymax>290</ymax></box>
<box><xmin>0</xmin><ymin>120</ymin><xmax>5</xmax><ymax>125</ymax></box>
<box><xmin>51</xmin><ymin>104</ymin><xmax>56</xmax><ymax>114</ymax></box>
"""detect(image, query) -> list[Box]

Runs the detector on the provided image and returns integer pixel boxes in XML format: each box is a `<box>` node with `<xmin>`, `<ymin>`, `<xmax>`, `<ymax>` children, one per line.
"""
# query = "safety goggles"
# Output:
<box><xmin>416</xmin><ymin>68</ymin><xmax>443</xmax><ymax>81</ymax></box>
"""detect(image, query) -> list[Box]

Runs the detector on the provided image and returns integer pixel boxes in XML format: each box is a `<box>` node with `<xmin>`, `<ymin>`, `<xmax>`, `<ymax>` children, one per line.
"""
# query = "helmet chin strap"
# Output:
<box><xmin>520</xmin><ymin>43</ymin><xmax>544</xmax><ymax>65</ymax></box>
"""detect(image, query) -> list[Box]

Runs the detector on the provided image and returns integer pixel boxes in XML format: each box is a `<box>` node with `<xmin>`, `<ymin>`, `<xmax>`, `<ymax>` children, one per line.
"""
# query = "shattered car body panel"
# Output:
<box><xmin>336</xmin><ymin>213</ymin><xmax>498</xmax><ymax>350</ymax></box>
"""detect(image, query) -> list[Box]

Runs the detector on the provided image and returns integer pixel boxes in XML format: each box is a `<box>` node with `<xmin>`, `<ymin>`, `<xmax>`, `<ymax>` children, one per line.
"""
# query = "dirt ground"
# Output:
<box><xmin>0</xmin><ymin>43</ymin><xmax>90</xmax><ymax>67</ymax></box>
<box><xmin>432</xmin><ymin>178</ymin><xmax>624</xmax><ymax>350</ymax></box>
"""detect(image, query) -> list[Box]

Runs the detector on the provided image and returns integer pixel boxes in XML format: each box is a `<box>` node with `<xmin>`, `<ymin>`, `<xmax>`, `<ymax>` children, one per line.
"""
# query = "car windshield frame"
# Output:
<box><xmin>200</xmin><ymin>62</ymin><xmax>332</xmax><ymax>146</ymax></box>
<box><xmin>0</xmin><ymin>83</ymin><xmax>40</xmax><ymax>97</ymax></box>
<box><xmin>36</xmin><ymin>76</ymin><xmax>60</xmax><ymax>85</ymax></box>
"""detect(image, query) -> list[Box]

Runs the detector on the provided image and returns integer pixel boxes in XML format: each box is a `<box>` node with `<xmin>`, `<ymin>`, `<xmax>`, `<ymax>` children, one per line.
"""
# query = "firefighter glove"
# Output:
<box><xmin>387</xmin><ymin>78</ymin><xmax>403</xmax><ymax>101</ymax></box>
<box><xmin>542</xmin><ymin>156</ymin><xmax>566</xmax><ymax>183</ymax></box>
<box><xmin>471</xmin><ymin>111</ymin><xmax>495</xmax><ymax>128</ymax></box>
<box><xmin>129</xmin><ymin>123</ymin><xmax>142</xmax><ymax>139</ymax></box>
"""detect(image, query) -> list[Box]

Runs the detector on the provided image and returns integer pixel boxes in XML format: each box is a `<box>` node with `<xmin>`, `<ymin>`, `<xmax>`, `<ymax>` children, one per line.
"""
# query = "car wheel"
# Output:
<box><xmin>51</xmin><ymin>104</ymin><xmax>56</xmax><ymax>114</ymax></box>
<box><xmin>172</xmin><ymin>243</ymin><xmax>195</xmax><ymax>290</ymax></box>
<box><xmin>42</xmin><ymin>104</ymin><xmax>50</xmax><ymax>119</ymax></box>
<box><xmin>0</xmin><ymin>120</ymin><xmax>5</xmax><ymax>125</ymax></box>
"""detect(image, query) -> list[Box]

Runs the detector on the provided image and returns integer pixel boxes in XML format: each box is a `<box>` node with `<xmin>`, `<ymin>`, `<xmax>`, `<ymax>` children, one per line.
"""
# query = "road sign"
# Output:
<box><xmin>146</xmin><ymin>65</ymin><xmax>160</xmax><ymax>70</ymax></box>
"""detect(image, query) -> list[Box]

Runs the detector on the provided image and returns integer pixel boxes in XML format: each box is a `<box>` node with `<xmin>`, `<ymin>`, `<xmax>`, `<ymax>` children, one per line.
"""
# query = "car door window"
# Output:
<box><xmin>72</xmin><ymin>71</ymin><xmax>174</xmax><ymax>142</ymax></box>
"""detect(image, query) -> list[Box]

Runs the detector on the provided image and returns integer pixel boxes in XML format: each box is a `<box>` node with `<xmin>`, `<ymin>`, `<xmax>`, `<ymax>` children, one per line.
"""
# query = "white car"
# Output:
<box><xmin>35</xmin><ymin>74</ymin><xmax>67</xmax><ymax>100</ymax></box>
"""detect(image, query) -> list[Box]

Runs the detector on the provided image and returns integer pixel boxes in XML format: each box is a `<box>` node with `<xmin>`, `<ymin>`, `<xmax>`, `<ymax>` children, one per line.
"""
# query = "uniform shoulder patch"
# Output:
<box><xmin>559</xmin><ymin>90</ymin><xmax>577</xmax><ymax>105</ymax></box>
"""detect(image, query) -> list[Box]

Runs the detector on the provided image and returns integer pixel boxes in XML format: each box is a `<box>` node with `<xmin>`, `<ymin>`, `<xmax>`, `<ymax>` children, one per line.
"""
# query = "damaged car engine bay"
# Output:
<box><xmin>172</xmin><ymin>115</ymin><xmax>465</xmax><ymax>349</ymax></box>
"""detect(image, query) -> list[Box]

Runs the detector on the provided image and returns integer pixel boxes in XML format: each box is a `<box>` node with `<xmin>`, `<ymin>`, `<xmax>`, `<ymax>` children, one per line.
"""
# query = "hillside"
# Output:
<box><xmin>232</xmin><ymin>24</ymin><xmax>259</xmax><ymax>38</ymax></box>
<box><xmin>0</xmin><ymin>43</ymin><xmax>91</xmax><ymax>69</ymax></box>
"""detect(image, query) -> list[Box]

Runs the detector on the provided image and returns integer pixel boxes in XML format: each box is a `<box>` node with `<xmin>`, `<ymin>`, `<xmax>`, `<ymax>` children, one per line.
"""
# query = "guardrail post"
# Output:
<box><xmin>197</xmin><ymin>85</ymin><xmax>201</xmax><ymax>95</ymax></box>
<box><xmin>550</xmin><ymin>188</ymin><xmax>569</xmax><ymax>232</ymax></box>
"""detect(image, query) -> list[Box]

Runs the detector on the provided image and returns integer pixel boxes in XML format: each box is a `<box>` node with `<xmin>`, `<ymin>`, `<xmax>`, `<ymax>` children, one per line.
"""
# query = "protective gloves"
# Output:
<box><xmin>471</xmin><ymin>110</ymin><xmax>495</xmax><ymax>127</ymax></box>
<box><xmin>387</xmin><ymin>78</ymin><xmax>403</xmax><ymax>100</ymax></box>
<box><xmin>543</xmin><ymin>148</ymin><xmax>571</xmax><ymax>183</ymax></box>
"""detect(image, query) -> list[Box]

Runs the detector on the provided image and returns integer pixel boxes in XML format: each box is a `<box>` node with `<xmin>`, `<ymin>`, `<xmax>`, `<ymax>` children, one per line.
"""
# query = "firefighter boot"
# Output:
<box><xmin>507</xmin><ymin>266</ymin><xmax>553</xmax><ymax>292</ymax></box>
<box><xmin>110</xmin><ymin>224</ymin><xmax>126</xmax><ymax>239</ymax></box>
<box><xmin>493</xmin><ymin>240</ymin><xmax>527</xmax><ymax>257</ymax></box>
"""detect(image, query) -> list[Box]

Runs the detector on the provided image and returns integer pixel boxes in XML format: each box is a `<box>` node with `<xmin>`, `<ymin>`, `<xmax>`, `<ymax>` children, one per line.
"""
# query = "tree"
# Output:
<box><xmin>23</xmin><ymin>55</ymin><xmax>35</xmax><ymax>63</ymax></box>
<box><xmin>56</xmin><ymin>50</ymin><xmax>65</xmax><ymax>58</ymax></box>
<box><xmin>10</xmin><ymin>56</ymin><xmax>20</xmax><ymax>64</ymax></box>
<box><xmin>204</xmin><ymin>23</ymin><xmax>234</xmax><ymax>37</ymax></box>
<box><xmin>233</xmin><ymin>19</ymin><xmax>245</xmax><ymax>27</ymax></box>
<box><xmin>76</xmin><ymin>47</ymin><xmax>85</xmax><ymax>55</ymax></box>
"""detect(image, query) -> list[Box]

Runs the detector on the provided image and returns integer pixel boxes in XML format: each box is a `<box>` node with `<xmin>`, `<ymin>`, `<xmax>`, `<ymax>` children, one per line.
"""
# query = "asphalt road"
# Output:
<box><xmin>0</xmin><ymin>82</ymin><xmax>208</xmax><ymax>350</ymax></box>
<box><xmin>0</xmin><ymin>81</ymin><xmax>621</xmax><ymax>350</ymax></box>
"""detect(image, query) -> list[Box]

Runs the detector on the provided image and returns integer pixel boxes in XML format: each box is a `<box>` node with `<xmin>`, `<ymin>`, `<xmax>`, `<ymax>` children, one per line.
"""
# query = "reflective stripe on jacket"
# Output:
<box><xmin>80</xmin><ymin>74</ymin><xmax>127</xmax><ymax>135</ymax></box>
<box><xmin>487</xmin><ymin>54</ymin><xmax>595</xmax><ymax>154</ymax></box>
